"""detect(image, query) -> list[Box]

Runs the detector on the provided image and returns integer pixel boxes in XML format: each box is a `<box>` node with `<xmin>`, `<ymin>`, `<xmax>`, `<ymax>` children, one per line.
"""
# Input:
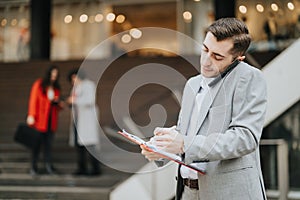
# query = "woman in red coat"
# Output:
<box><xmin>26</xmin><ymin>65</ymin><xmax>64</xmax><ymax>175</ymax></box>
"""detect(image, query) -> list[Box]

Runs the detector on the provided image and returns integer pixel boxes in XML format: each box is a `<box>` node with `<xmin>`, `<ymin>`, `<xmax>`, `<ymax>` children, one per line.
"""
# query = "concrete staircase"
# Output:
<box><xmin>0</xmin><ymin>129</ymin><xmax>134</xmax><ymax>200</ymax></box>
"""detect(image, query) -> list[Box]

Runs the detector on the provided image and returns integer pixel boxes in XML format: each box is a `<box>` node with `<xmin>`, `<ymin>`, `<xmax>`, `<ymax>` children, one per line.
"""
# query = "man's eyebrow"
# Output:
<box><xmin>202</xmin><ymin>43</ymin><xmax>226</xmax><ymax>58</ymax></box>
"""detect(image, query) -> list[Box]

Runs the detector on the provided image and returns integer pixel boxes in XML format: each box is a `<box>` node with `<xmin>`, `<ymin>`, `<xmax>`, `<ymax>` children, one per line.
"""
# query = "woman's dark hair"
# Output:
<box><xmin>41</xmin><ymin>65</ymin><xmax>60</xmax><ymax>94</ymax></box>
<box><xmin>67</xmin><ymin>68</ymin><xmax>86</xmax><ymax>83</ymax></box>
<box><xmin>205</xmin><ymin>18</ymin><xmax>251</xmax><ymax>56</ymax></box>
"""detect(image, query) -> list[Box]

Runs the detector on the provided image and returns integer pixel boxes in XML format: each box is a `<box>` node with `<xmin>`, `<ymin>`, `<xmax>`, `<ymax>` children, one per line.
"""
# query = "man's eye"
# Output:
<box><xmin>214</xmin><ymin>55</ymin><xmax>224</xmax><ymax>61</ymax></box>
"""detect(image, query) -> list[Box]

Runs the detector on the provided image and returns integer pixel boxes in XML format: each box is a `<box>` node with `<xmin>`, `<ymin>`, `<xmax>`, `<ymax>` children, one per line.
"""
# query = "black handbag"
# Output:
<box><xmin>14</xmin><ymin>123</ymin><xmax>40</xmax><ymax>149</ymax></box>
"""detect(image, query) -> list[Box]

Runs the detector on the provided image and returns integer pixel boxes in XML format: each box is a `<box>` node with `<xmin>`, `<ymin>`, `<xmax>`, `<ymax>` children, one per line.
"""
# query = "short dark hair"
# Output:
<box><xmin>67</xmin><ymin>68</ymin><xmax>86</xmax><ymax>83</ymax></box>
<box><xmin>68</xmin><ymin>69</ymin><xmax>77</xmax><ymax>83</ymax></box>
<box><xmin>205</xmin><ymin>18</ymin><xmax>251</xmax><ymax>56</ymax></box>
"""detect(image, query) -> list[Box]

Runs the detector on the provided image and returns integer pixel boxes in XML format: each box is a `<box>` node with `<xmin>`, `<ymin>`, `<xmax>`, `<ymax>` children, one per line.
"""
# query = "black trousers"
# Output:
<box><xmin>73</xmin><ymin>121</ymin><xmax>99</xmax><ymax>173</ymax></box>
<box><xmin>176</xmin><ymin>165</ymin><xmax>184</xmax><ymax>200</ymax></box>
<box><xmin>31</xmin><ymin>131</ymin><xmax>53</xmax><ymax>169</ymax></box>
<box><xmin>76</xmin><ymin>145</ymin><xmax>100</xmax><ymax>173</ymax></box>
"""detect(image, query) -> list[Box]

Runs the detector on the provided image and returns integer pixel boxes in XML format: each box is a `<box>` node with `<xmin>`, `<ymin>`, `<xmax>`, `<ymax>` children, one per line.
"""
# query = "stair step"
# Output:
<box><xmin>0</xmin><ymin>162</ymin><xmax>77</xmax><ymax>174</ymax></box>
<box><xmin>0</xmin><ymin>152</ymin><xmax>77</xmax><ymax>163</ymax></box>
<box><xmin>0</xmin><ymin>173</ymin><xmax>127</xmax><ymax>187</ymax></box>
<box><xmin>0</xmin><ymin>162</ymin><xmax>124</xmax><ymax>175</ymax></box>
<box><xmin>0</xmin><ymin>185</ymin><xmax>111</xmax><ymax>200</ymax></box>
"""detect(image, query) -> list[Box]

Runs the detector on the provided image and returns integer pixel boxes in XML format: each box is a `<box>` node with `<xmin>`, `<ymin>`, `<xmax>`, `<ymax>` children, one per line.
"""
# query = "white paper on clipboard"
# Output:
<box><xmin>118</xmin><ymin>129</ymin><xmax>206</xmax><ymax>175</ymax></box>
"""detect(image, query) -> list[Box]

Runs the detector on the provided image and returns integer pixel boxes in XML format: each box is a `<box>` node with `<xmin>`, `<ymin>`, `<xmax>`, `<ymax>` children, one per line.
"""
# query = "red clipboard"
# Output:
<box><xmin>118</xmin><ymin>129</ymin><xmax>206</xmax><ymax>175</ymax></box>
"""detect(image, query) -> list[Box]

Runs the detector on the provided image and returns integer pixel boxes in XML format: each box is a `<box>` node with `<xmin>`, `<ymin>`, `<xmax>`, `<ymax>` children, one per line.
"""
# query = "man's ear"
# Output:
<box><xmin>237</xmin><ymin>55</ymin><xmax>245</xmax><ymax>61</ymax></box>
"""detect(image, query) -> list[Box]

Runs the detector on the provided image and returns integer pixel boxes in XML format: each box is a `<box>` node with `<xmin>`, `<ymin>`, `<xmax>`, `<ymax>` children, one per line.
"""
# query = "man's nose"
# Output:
<box><xmin>201</xmin><ymin>53</ymin><xmax>212</xmax><ymax>67</ymax></box>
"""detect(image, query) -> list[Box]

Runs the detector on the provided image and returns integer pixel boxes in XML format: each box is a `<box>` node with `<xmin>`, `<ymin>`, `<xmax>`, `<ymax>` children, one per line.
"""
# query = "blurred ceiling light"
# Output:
<box><xmin>194</xmin><ymin>0</ymin><xmax>201</xmax><ymax>2</ymax></box>
<box><xmin>64</xmin><ymin>15</ymin><xmax>72</xmax><ymax>24</ymax></box>
<box><xmin>129</xmin><ymin>28</ymin><xmax>142</xmax><ymax>39</ymax></box>
<box><xmin>121</xmin><ymin>34</ymin><xmax>131</xmax><ymax>44</ymax></box>
<box><xmin>1</xmin><ymin>19</ymin><xmax>7</xmax><ymax>27</ymax></box>
<box><xmin>183</xmin><ymin>11</ymin><xmax>192</xmax><ymax>22</ymax></box>
<box><xmin>106</xmin><ymin>13</ymin><xmax>116</xmax><ymax>22</ymax></box>
<box><xmin>256</xmin><ymin>4</ymin><xmax>264</xmax><ymax>12</ymax></box>
<box><xmin>116</xmin><ymin>14</ymin><xmax>125</xmax><ymax>24</ymax></box>
<box><xmin>11</xmin><ymin>19</ymin><xmax>17</xmax><ymax>26</ymax></box>
<box><xmin>79</xmin><ymin>14</ymin><xmax>88</xmax><ymax>23</ymax></box>
<box><xmin>287</xmin><ymin>2</ymin><xmax>295</xmax><ymax>10</ymax></box>
<box><xmin>239</xmin><ymin>5</ymin><xmax>247</xmax><ymax>14</ymax></box>
<box><xmin>271</xmin><ymin>3</ymin><xmax>279</xmax><ymax>11</ymax></box>
<box><xmin>95</xmin><ymin>14</ymin><xmax>103</xmax><ymax>23</ymax></box>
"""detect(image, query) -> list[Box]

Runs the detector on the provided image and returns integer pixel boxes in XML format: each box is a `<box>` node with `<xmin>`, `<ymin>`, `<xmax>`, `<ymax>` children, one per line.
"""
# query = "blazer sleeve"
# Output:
<box><xmin>28</xmin><ymin>79</ymin><xmax>40</xmax><ymax>117</ymax></box>
<box><xmin>183</xmin><ymin>68</ymin><xmax>267</xmax><ymax>163</ymax></box>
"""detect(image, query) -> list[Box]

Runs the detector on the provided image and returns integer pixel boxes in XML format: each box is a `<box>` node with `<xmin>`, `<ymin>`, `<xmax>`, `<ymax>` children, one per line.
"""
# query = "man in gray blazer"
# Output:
<box><xmin>141</xmin><ymin>18</ymin><xmax>267</xmax><ymax>200</ymax></box>
<box><xmin>67</xmin><ymin>69</ymin><xmax>101</xmax><ymax>176</ymax></box>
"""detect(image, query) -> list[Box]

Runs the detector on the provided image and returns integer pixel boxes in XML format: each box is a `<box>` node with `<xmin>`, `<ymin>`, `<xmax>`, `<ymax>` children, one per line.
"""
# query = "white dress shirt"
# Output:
<box><xmin>180</xmin><ymin>77</ymin><xmax>213</xmax><ymax>179</ymax></box>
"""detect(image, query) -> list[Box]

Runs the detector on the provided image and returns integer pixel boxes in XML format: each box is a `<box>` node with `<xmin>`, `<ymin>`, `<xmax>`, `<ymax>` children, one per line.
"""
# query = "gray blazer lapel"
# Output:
<box><xmin>194</xmin><ymin>78</ymin><xmax>224</xmax><ymax>135</ymax></box>
<box><xmin>184</xmin><ymin>61</ymin><xmax>240</xmax><ymax>136</ymax></box>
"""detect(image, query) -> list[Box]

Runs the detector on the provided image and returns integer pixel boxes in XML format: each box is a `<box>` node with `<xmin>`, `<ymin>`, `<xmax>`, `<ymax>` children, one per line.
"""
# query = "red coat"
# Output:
<box><xmin>28</xmin><ymin>79</ymin><xmax>61</xmax><ymax>133</ymax></box>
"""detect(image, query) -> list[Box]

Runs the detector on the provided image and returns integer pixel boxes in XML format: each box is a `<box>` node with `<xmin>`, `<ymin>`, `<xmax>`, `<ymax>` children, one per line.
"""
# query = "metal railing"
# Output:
<box><xmin>260</xmin><ymin>139</ymin><xmax>289</xmax><ymax>200</ymax></box>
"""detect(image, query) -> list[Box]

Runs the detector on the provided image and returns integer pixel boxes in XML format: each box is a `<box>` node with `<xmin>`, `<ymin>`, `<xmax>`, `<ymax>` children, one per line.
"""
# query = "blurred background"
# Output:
<box><xmin>0</xmin><ymin>0</ymin><xmax>300</xmax><ymax>199</ymax></box>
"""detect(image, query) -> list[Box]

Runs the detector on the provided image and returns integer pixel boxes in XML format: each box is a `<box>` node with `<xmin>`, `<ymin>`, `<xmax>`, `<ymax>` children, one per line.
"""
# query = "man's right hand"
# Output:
<box><xmin>66</xmin><ymin>96</ymin><xmax>73</xmax><ymax>105</ymax></box>
<box><xmin>152</xmin><ymin>126</ymin><xmax>184</xmax><ymax>154</ymax></box>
